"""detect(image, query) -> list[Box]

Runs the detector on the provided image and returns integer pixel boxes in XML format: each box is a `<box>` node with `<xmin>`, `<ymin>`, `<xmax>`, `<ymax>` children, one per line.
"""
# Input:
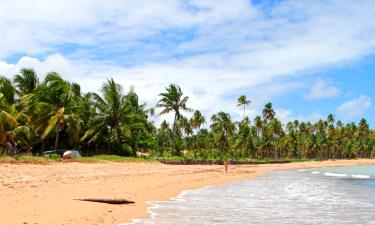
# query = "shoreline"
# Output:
<box><xmin>1</xmin><ymin>159</ymin><xmax>375</xmax><ymax>225</ymax></box>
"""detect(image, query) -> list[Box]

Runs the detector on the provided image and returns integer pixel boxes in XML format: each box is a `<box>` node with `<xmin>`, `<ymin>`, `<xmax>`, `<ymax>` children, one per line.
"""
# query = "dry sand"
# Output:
<box><xmin>1</xmin><ymin>159</ymin><xmax>375</xmax><ymax>225</ymax></box>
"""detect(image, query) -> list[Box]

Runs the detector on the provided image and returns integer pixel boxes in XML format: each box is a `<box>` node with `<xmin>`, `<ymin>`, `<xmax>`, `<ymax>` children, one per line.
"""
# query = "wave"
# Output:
<box><xmin>322</xmin><ymin>172</ymin><xmax>371</xmax><ymax>179</ymax></box>
<box><xmin>311</xmin><ymin>171</ymin><xmax>320</xmax><ymax>174</ymax></box>
<box><xmin>324</xmin><ymin>172</ymin><xmax>348</xmax><ymax>177</ymax></box>
<box><xmin>351</xmin><ymin>174</ymin><xmax>371</xmax><ymax>179</ymax></box>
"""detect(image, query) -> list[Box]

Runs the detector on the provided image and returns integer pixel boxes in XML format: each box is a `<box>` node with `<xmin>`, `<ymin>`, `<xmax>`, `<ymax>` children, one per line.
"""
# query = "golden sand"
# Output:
<box><xmin>1</xmin><ymin>159</ymin><xmax>375</xmax><ymax>225</ymax></box>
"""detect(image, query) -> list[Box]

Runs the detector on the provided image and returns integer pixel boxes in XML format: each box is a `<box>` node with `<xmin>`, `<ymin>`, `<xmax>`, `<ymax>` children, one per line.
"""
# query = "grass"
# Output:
<box><xmin>236</xmin><ymin>158</ymin><xmax>312</xmax><ymax>163</ymax></box>
<box><xmin>0</xmin><ymin>156</ymin><xmax>16</xmax><ymax>163</ymax></box>
<box><xmin>157</xmin><ymin>157</ymin><xmax>314</xmax><ymax>165</ymax></box>
<box><xmin>76</xmin><ymin>155</ymin><xmax>155</xmax><ymax>163</ymax></box>
<box><xmin>0</xmin><ymin>154</ymin><xmax>312</xmax><ymax>165</ymax></box>
<box><xmin>0</xmin><ymin>155</ymin><xmax>54</xmax><ymax>164</ymax></box>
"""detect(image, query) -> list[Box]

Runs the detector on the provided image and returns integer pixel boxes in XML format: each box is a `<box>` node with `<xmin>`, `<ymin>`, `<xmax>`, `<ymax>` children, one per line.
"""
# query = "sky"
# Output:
<box><xmin>0</xmin><ymin>0</ymin><xmax>374</xmax><ymax>127</ymax></box>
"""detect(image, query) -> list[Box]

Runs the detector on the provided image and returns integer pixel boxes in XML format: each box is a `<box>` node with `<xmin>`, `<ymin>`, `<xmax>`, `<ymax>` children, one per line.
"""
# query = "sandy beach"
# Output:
<box><xmin>1</xmin><ymin>159</ymin><xmax>375</xmax><ymax>225</ymax></box>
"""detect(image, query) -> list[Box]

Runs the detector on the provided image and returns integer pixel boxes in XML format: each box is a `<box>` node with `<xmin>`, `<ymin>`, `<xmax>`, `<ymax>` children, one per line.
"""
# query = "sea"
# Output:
<box><xmin>124</xmin><ymin>165</ymin><xmax>375</xmax><ymax>225</ymax></box>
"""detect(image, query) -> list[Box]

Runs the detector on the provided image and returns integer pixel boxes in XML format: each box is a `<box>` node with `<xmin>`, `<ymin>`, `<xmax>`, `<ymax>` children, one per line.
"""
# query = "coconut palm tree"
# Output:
<box><xmin>191</xmin><ymin>110</ymin><xmax>205</xmax><ymax>148</ymax></box>
<box><xmin>22</xmin><ymin>72</ymin><xmax>78</xmax><ymax>150</ymax></box>
<box><xmin>210</xmin><ymin>111</ymin><xmax>235</xmax><ymax>162</ymax></box>
<box><xmin>237</xmin><ymin>95</ymin><xmax>251</xmax><ymax>121</ymax></box>
<box><xmin>235</xmin><ymin>117</ymin><xmax>255</xmax><ymax>158</ymax></box>
<box><xmin>157</xmin><ymin>84</ymin><xmax>191</xmax><ymax>155</ymax></box>
<box><xmin>0</xmin><ymin>94</ymin><xmax>31</xmax><ymax>155</ymax></box>
<box><xmin>192</xmin><ymin>110</ymin><xmax>205</xmax><ymax>131</ymax></box>
<box><xmin>262</xmin><ymin>102</ymin><xmax>275</xmax><ymax>122</ymax></box>
<box><xmin>0</xmin><ymin>76</ymin><xmax>16</xmax><ymax>105</ymax></box>
<box><xmin>81</xmin><ymin>78</ymin><xmax>129</xmax><ymax>153</ymax></box>
<box><xmin>14</xmin><ymin>68</ymin><xmax>39</xmax><ymax>96</ymax></box>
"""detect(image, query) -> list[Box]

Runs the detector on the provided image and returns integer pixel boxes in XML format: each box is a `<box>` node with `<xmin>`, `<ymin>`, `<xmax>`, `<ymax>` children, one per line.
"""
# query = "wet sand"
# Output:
<box><xmin>1</xmin><ymin>159</ymin><xmax>375</xmax><ymax>225</ymax></box>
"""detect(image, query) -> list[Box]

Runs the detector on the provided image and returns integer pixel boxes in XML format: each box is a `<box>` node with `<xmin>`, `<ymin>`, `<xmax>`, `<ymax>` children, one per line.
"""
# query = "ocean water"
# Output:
<box><xmin>125</xmin><ymin>165</ymin><xmax>375</xmax><ymax>225</ymax></box>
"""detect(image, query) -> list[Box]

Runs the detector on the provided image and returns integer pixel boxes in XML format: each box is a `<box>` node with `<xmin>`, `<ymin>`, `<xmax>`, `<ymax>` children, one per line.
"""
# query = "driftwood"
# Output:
<box><xmin>75</xmin><ymin>198</ymin><xmax>135</xmax><ymax>205</ymax></box>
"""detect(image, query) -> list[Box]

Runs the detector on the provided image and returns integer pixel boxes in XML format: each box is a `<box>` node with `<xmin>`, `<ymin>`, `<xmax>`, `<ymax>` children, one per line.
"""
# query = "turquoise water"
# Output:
<box><xmin>125</xmin><ymin>165</ymin><xmax>375</xmax><ymax>225</ymax></box>
<box><xmin>314</xmin><ymin>164</ymin><xmax>375</xmax><ymax>176</ymax></box>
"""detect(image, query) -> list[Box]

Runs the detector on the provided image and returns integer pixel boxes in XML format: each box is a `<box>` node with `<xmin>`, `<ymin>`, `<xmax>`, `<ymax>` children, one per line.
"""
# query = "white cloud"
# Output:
<box><xmin>337</xmin><ymin>95</ymin><xmax>372</xmax><ymax>120</ymax></box>
<box><xmin>0</xmin><ymin>55</ymin><xmax>298</xmax><ymax>124</ymax></box>
<box><xmin>275</xmin><ymin>108</ymin><xmax>293</xmax><ymax>122</ymax></box>
<box><xmin>305</xmin><ymin>79</ymin><xmax>339</xmax><ymax>99</ymax></box>
<box><xmin>275</xmin><ymin>108</ymin><xmax>324</xmax><ymax>125</ymax></box>
<box><xmin>0</xmin><ymin>1</ymin><xmax>375</xmax><ymax>125</ymax></box>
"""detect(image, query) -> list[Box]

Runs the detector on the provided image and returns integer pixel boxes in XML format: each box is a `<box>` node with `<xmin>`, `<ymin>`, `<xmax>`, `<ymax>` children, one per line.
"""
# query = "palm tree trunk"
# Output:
<box><xmin>172</xmin><ymin>113</ymin><xmax>178</xmax><ymax>156</ymax></box>
<box><xmin>243</xmin><ymin>104</ymin><xmax>245</xmax><ymax>121</ymax></box>
<box><xmin>54</xmin><ymin>126</ymin><xmax>60</xmax><ymax>150</ymax></box>
<box><xmin>108</xmin><ymin>127</ymin><xmax>112</xmax><ymax>154</ymax></box>
<box><xmin>41</xmin><ymin>142</ymin><xmax>45</xmax><ymax>155</ymax></box>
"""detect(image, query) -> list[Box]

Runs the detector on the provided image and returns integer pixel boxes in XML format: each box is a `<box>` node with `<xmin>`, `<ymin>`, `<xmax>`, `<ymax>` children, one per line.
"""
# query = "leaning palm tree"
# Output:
<box><xmin>14</xmin><ymin>68</ymin><xmax>39</xmax><ymax>96</ymax></box>
<box><xmin>237</xmin><ymin>95</ymin><xmax>251</xmax><ymax>121</ymax></box>
<box><xmin>22</xmin><ymin>72</ymin><xmax>78</xmax><ymax>150</ymax></box>
<box><xmin>156</xmin><ymin>84</ymin><xmax>191</xmax><ymax>155</ymax></box>
<box><xmin>0</xmin><ymin>94</ymin><xmax>31</xmax><ymax>155</ymax></box>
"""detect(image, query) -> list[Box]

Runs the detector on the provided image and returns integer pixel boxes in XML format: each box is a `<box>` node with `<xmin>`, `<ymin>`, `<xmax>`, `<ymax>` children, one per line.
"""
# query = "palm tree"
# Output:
<box><xmin>269</xmin><ymin>118</ymin><xmax>284</xmax><ymax>159</ymax></box>
<box><xmin>262</xmin><ymin>102</ymin><xmax>275</xmax><ymax>122</ymax></box>
<box><xmin>14</xmin><ymin>68</ymin><xmax>39</xmax><ymax>96</ymax></box>
<box><xmin>81</xmin><ymin>79</ymin><xmax>130</xmax><ymax>154</ymax></box>
<box><xmin>124</xmin><ymin>88</ymin><xmax>154</xmax><ymax>156</ymax></box>
<box><xmin>22</xmin><ymin>72</ymin><xmax>78</xmax><ymax>150</ymax></box>
<box><xmin>0</xmin><ymin>66</ymin><xmax>374</xmax><ymax>161</ymax></box>
<box><xmin>237</xmin><ymin>95</ymin><xmax>251</xmax><ymax>121</ymax></box>
<box><xmin>191</xmin><ymin>110</ymin><xmax>205</xmax><ymax>131</ymax></box>
<box><xmin>327</xmin><ymin>114</ymin><xmax>335</xmax><ymax>125</ymax></box>
<box><xmin>0</xmin><ymin>94</ymin><xmax>30</xmax><ymax>155</ymax></box>
<box><xmin>191</xmin><ymin>110</ymin><xmax>205</xmax><ymax>148</ymax></box>
<box><xmin>0</xmin><ymin>76</ymin><xmax>16</xmax><ymax>105</ymax></box>
<box><xmin>210</xmin><ymin>111</ymin><xmax>235</xmax><ymax>162</ymax></box>
<box><xmin>236</xmin><ymin>117</ymin><xmax>255</xmax><ymax>158</ymax></box>
<box><xmin>157</xmin><ymin>84</ymin><xmax>191</xmax><ymax>155</ymax></box>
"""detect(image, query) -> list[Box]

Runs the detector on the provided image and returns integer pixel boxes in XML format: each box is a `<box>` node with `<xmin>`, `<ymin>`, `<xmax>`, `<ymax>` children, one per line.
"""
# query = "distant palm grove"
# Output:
<box><xmin>0</xmin><ymin>68</ymin><xmax>374</xmax><ymax>161</ymax></box>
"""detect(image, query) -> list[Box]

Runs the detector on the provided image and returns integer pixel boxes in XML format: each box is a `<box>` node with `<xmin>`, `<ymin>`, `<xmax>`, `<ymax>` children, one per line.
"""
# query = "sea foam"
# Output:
<box><xmin>324</xmin><ymin>172</ymin><xmax>348</xmax><ymax>177</ymax></box>
<box><xmin>351</xmin><ymin>174</ymin><xmax>371</xmax><ymax>179</ymax></box>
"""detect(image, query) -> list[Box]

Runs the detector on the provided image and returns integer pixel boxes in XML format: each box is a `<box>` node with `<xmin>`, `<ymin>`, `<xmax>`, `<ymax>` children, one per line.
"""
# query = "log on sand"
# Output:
<box><xmin>74</xmin><ymin>198</ymin><xmax>135</xmax><ymax>205</ymax></box>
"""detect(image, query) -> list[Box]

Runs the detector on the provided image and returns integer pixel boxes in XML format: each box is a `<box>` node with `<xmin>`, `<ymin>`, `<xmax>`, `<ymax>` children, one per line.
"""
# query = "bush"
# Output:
<box><xmin>115</xmin><ymin>143</ymin><xmax>133</xmax><ymax>156</ymax></box>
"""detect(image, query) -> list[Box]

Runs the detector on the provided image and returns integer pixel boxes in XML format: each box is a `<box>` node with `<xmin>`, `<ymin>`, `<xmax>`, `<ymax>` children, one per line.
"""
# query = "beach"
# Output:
<box><xmin>1</xmin><ymin>159</ymin><xmax>375</xmax><ymax>225</ymax></box>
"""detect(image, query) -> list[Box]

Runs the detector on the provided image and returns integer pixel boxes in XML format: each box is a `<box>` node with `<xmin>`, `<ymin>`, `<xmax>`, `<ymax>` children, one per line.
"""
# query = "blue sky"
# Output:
<box><xmin>0</xmin><ymin>0</ymin><xmax>374</xmax><ymax>127</ymax></box>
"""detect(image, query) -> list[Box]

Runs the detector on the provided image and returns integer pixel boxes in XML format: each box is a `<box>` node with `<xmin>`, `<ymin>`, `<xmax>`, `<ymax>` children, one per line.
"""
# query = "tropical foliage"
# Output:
<box><xmin>0</xmin><ymin>68</ymin><xmax>374</xmax><ymax>161</ymax></box>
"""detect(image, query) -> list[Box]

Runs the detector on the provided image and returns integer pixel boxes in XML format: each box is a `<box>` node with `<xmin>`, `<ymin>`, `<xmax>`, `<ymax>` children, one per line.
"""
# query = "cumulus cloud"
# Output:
<box><xmin>337</xmin><ymin>95</ymin><xmax>372</xmax><ymax>120</ymax></box>
<box><xmin>0</xmin><ymin>55</ymin><xmax>301</xmax><ymax>124</ymax></box>
<box><xmin>0</xmin><ymin>1</ymin><xmax>375</xmax><ymax>124</ymax></box>
<box><xmin>305</xmin><ymin>79</ymin><xmax>339</xmax><ymax>99</ymax></box>
<box><xmin>275</xmin><ymin>108</ymin><xmax>293</xmax><ymax>122</ymax></box>
<box><xmin>275</xmin><ymin>108</ymin><xmax>324</xmax><ymax>125</ymax></box>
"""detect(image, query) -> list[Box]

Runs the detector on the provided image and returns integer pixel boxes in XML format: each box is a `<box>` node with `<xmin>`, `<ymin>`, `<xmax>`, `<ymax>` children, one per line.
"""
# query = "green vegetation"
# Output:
<box><xmin>76</xmin><ymin>155</ymin><xmax>155</xmax><ymax>163</ymax></box>
<box><xmin>0</xmin><ymin>68</ymin><xmax>374</xmax><ymax>164</ymax></box>
<box><xmin>0</xmin><ymin>155</ymin><xmax>52</xmax><ymax>164</ymax></box>
<box><xmin>0</xmin><ymin>154</ymin><xmax>155</xmax><ymax>164</ymax></box>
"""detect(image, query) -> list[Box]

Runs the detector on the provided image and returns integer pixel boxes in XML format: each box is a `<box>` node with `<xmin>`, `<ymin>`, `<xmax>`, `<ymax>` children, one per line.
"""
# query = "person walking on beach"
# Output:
<box><xmin>224</xmin><ymin>160</ymin><xmax>229</xmax><ymax>174</ymax></box>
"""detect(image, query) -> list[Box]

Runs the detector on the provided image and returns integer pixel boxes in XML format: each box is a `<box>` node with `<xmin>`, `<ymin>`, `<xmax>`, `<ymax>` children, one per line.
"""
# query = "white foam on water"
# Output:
<box><xmin>123</xmin><ymin>183</ymin><xmax>221</xmax><ymax>224</ymax></box>
<box><xmin>351</xmin><ymin>174</ymin><xmax>371</xmax><ymax>179</ymax></box>
<box><xmin>324</xmin><ymin>172</ymin><xmax>347</xmax><ymax>177</ymax></box>
<box><xmin>298</xmin><ymin>169</ymin><xmax>308</xmax><ymax>172</ymax></box>
<box><xmin>124</xmin><ymin>168</ymin><xmax>375</xmax><ymax>225</ymax></box>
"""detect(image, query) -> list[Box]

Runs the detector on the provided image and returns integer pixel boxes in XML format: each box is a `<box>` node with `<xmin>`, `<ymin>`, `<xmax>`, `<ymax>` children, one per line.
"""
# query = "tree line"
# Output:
<box><xmin>0</xmin><ymin>68</ymin><xmax>374</xmax><ymax>160</ymax></box>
